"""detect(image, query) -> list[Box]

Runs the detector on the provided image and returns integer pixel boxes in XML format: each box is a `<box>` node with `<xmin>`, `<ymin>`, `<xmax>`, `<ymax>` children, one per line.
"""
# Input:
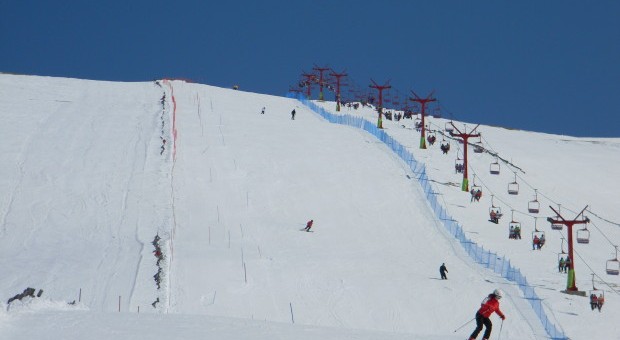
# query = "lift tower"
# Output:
<box><xmin>449</xmin><ymin>123</ymin><xmax>480</xmax><ymax>192</ymax></box>
<box><xmin>329</xmin><ymin>70</ymin><xmax>348</xmax><ymax>111</ymax></box>
<box><xmin>409</xmin><ymin>91</ymin><xmax>436</xmax><ymax>149</ymax></box>
<box><xmin>547</xmin><ymin>205</ymin><xmax>590</xmax><ymax>294</ymax></box>
<box><xmin>369</xmin><ymin>79</ymin><xmax>392</xmax><ymax>129</ymax></box>
<box><xmin>313</xmin><ymin>66</ymin><xmax>330</xmax><ymax>101</ymax></box>
<box><xmin>301</xmin><ymin>72</ymin><xmax>317</xmax><ymax>99</ymax></box>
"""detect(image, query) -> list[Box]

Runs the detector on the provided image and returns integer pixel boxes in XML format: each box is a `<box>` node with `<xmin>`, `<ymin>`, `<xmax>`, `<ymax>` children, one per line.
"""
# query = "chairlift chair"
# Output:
<box><xmin>606</xmin><ymin>246</ymin><xmax>620</xmax><ymax>275</ymax></box>
<box><xmin>589</xmin><ymin>274</ymin><xmax>605</xmax><ymax>309</ymax></box>
<box><xmin>551</xmin><ymin>223</ymin><xmax>563</xmax><ymax>230</ymax></box>
<box><xmin>471</xmin><ymin>175</ymin><xmax>482</xmax><ymax>193</ymax></box>
<box><xmin>489</xmin><ymin>159</ymin><xmax>500</xmax><ymax>175</ymax></box>
<box><xmin>508</xmin><ymin>172</ymin><xmax>519</xmax><ymax>195</ymax></box>
<box><xmin>488</xmin><ymin>195</ymin><xmax>502</xmax><ymax>223</ymax></box>
<box><xmin>607</xmin><ymin>259</ymin><xmax>620</xmax><ymax>276</ymax></box>
<box><xmin>576</xmin><ymin>227</ymin><xmax>590</xmax><ymax>244</ymax></box>
<box><xmin>558</xmin><ymin>238</ymin><xmax>567</xmax><ymax>262</ymax></box>
<box><xmin>445</xmin><ymin>121</ymin><xmax>454</xmax><ymax>133</ymax></box>
<box><xmin>455</xmin><ymin>157</ymin><xmax>464</xmax><ymax>174</ymax></box>
<box><xmin>528</xmin><ymin>189</ymin><xmax>540</xmax><ymax>214</ymax></box>
<box><xmin>489</xmin><ymin>206</ymin><xmax>502</xmax><ymax>215</ymax></box>
<box><xmin>508</xmin><ymin>211</ymin><xmax>521</xmax><ymax>239</ymax></box>
<box><xmin>427</xmin><ymin>131</ymin><xmax>437</xmax><ymax>144</ymax></box>
<box><xmin>473</xmin><ymin>142</ymin><xmax>484</xmax><ymax>153</ymax></box>
<box><xmin>530</xmin><ymin>217</ymin><xmax>545</xmax><ymax>249</ymax></box>
<box><xmin>440</xmin><ymin>135</ymin><xmax>450</xmax><ymax>152</ymax></box>
<box><xmin>550</xmin><ymin>204</ymin><xmax>563</xmax><ymax>230</ymax></box>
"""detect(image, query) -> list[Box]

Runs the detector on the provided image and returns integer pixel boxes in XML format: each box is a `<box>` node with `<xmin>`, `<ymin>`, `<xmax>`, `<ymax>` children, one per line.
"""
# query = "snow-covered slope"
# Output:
<box><xmin>0</xmin><ymin>74</ymin><xmax>617</xmax><ymax>339</ymax></box>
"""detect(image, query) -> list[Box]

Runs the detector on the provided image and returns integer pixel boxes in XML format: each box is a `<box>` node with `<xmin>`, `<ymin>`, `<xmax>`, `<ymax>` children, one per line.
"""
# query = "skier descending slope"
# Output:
<box><xmin>303</xmin><ymin>219</ymin><xmax>313</xmax><ymax>232</ymax></box>
<box><xmin>468</xmin><ymin>289</ymin><xmax>506</xmax><ymax>340</ymax></box>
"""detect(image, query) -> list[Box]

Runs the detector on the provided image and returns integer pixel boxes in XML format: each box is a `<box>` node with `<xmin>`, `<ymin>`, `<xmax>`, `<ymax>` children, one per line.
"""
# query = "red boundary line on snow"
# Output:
<box><xmin>163</xmin><ymin>79</ymin><xmax>178</xmax><ymax>160</ymax></box>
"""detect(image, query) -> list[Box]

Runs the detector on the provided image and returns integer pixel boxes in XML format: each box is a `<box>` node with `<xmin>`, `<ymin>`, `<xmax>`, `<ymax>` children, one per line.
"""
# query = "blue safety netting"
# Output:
<box><xmin>288</xmin><ymin>93</ymin><xmax>567</xmax><ymax>340</ymax></box>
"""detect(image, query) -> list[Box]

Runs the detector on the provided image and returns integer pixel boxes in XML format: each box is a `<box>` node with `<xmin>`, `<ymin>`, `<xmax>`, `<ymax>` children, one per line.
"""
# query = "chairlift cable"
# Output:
<box><xmin>571</xmin><ymin>246</ymin><xmax>620</xmax><ymax>295</ymax></box>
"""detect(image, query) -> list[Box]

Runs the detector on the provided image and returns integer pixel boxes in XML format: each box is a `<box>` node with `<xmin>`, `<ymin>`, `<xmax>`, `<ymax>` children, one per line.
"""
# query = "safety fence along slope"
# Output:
<box><xmin>288</xmin><ymin>93</ymin><xmax>567</xmax><ymax>340</ymax></box>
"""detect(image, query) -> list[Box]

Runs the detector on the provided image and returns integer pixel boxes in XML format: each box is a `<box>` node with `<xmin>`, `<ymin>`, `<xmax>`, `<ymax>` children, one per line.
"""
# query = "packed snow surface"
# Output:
<box><xmin>0</xmin><ymin>74</ymin><xmax>617</xmax><ymax>339</ymax></box>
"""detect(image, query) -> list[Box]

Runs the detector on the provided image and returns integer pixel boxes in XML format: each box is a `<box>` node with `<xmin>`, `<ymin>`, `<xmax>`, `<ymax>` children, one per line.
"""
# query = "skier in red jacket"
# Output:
<box><xmin>469</xmin><ymin>289</ymin><xmax>506</xmax><ymax>340</ymax></box>
<box><xmin>303</xmin><ymin>219</ymin><xmax>313</xmax><ymax>232</ymax></box>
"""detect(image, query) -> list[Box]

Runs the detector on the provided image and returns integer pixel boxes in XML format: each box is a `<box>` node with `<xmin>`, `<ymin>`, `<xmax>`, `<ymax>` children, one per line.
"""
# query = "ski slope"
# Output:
<box><xmin>0</xmin><ymin>74</ymin><xmax>617</xmax><ymax>339</ymax></box>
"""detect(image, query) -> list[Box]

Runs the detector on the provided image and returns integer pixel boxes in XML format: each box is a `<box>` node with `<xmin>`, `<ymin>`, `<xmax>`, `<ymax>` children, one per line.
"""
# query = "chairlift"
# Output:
<box><xmin>528</xmin><ymin>189</ymin><xmax>540</xmax><ymax>214</ymax></box>
<box><xmin>445</xmin><ymin>121</ymin><xmax>454</xmax><ymax>133</ymax></box>
<box><xmin>489</xmin><ymin>158</ymin><xmax>500</xmax><ymax>175</ymax></box>
<box><xmin>488</xmin><ymin>195</ymin><xmax>502</xmax><ymax>224</ymax></box>
<box><xmin>489</xmin><ymin>195</ymin><xmax>502</xmax><ymax>215</ymax></box>
<box><xmin>440</xmin><ymin>135</ymin><xmax>450</xmax><ymax>154</ymax></box>
<box><xmin>576</xmin><ymin>226</ymin><xmax>590</xmax><ymax>244</ymax></box>
<box><xmin>473</xmin><ymin>141</ymin><xmax>484</xmax><ymax>153</ymax></box>
<box><xmin>414</xmin><ymin>116</ymin><xmax>422</xmax><ymax>130</ymax></box>
<box><xmin>507</xmin><ymin>172</ymin><xmax>519</xmax><ymax>195</ymax></box>
<box><xmin>606</xmin><ymin>246</ymin><xmax>620</xmax><ymax>275</ymax></box>
<box><xmin>471</xmin><ymin>175</ymin><xmax>482</xmax><ymax>192</ymax></box>
<box><xmin>427</xmin><ymin>131</ymin><xmax>437</xmax><ymax>145</ymax></box>
<box><xmin>455</xmin><ymin>157</ymin><xmax>464</xmax><ymax>174</ymax></box>
<box><xmin>589</xmin><ymin>274</ymin><xmax>605</xmax><ymax>311</ymax></box>
<box><xmin>532</xmin><ymin>218</ymin><xmax>545</xmax><ymax>249</ymax></box>
<box><xmin>557</xmin><ymin>238</ymin><xmax>568</xmax><ymax>263</ymax></box>
<box><xmin>550</xmin><ymin>204</ymin><xmax>563</xmax><ymax>230</ymax></box>
<box><xmin>508</xmin><ymin>210</ymin><xmax>521</xmax><ymax>239</ymax></box>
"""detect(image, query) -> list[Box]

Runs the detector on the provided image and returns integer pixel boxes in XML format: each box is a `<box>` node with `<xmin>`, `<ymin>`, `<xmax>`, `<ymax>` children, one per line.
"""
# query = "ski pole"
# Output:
<box><xmin>453</xmin><ymin>317</ymin><xmax>475</xmax><ymax>333</ymax></box>
<box><xmin>497</xmin><ymin>319</ymin><xmax>504</xmax><ymax>340</ymax></box>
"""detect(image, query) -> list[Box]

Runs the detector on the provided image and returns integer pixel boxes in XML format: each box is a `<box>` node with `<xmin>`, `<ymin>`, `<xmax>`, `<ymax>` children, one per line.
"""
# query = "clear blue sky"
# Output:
<box><xmin>2</xmin><ymin>0</ymin><xmax>619</xmax><ymax>137</ymax></box>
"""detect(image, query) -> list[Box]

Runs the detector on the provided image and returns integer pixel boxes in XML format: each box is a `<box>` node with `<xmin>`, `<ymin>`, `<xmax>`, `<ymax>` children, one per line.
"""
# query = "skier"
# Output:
<box><xmin>303</xmin><ymin>219</ymin><xmax>313</xmax><ymax>232</ymax></box>
<box><xmin>468</xmin><ymin>289</ymin><xmax>506</xmax><ymax>340</ymax></box>
<box><xmin>291</xmin><ymin>109</ymin><xmax>296</xmax><ymax>120</ymax></box>
<box><xmin>558</xmin><ymin>257</ymin><xmax>565</xmax><ymax>273</ymax></box>
<box><xmin>261</xmin><ymin>107</ymin><xmax>265</xmax><ymax>114</ymax></box>
<box><xmin>439</xmin><ymin>263</ymin><xmax>448</xmax><ymax>280</ymax></box>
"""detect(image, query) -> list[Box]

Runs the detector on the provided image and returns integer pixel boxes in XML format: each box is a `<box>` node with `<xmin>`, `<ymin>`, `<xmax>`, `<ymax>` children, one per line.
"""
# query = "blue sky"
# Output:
<box><xmin>2</xmin><ymin>1</ymin><xmax>619</xmax><ymax>137</ymax></box>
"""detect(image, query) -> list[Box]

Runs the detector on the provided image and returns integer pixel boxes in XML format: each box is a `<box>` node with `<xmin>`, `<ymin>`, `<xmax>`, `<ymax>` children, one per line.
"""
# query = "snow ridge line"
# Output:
<box><xmin>289</xmin><ymin>93</ymin><xmax>568</xmax><ymax>340</ymax></box>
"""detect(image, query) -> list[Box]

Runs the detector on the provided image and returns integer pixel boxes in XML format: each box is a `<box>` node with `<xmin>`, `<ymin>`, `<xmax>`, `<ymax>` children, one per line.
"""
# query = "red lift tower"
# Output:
<box><xmin>313</xmin><ymin>66</ymin><xmax>330</xmax><ymax>101</ymax></box>
<box><xmin>547</xmin><ymin>206</ymin><xmax>590</xmax><ymax>294</ymax></box>
<box><xmin>330</xmin><ymin>69</ymin><xmax>348</xmax><ymax>111</ymax></box>
<box><xmin>449</xmin><ymin>123</ymin><xmax>480</xmax><ymax>192</ymax></box>
<box><xmin>301</xmin><ymin>72</ymin><xmax>317</xmax><ymax>99</ymax></box>
<box><xmin>409</xmin><ymin>91</ymin><xmax>436</xmax><ymax>149</ymax></box>
<box><xmin>369</xmin><ymin>79</ymin><xmax>392</xmax><ymax>129</ymax></box>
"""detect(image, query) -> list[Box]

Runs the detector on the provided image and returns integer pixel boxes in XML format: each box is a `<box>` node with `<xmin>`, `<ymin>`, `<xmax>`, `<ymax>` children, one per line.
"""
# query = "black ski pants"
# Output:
<box><xmin>470</xmin><ymin>312</ymin><xmax>492</xmax><ymax>339</ymax></box>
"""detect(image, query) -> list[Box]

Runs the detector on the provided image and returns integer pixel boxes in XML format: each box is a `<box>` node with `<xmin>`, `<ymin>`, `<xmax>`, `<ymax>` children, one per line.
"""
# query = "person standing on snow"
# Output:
<box><xmin>291</xmin><ymin>109</ymin><xmax>296</xmax><ymax>120</ymax></box>
<box><xmin>303</xmin><ymin>219</ymin><xmax>313</xmax><ymax>232</ymax></box>
<box><xmin>468</xmin><ymin>289</ymin><xmax>506</xmax><ymax>340</ymax></box>
<box><xmin>440</xmin><ymin>263</ymin><xmax>448</xmax><ymax>280</ymax></box>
